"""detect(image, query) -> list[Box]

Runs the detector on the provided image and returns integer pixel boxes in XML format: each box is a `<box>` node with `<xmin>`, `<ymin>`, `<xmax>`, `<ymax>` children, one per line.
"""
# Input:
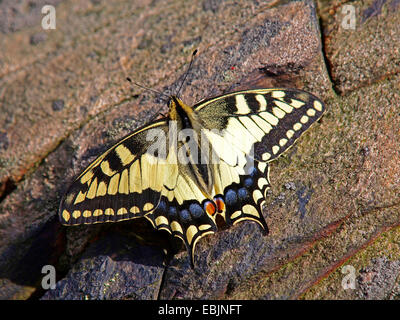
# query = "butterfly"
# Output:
<box><xmin>59</xmin><ymin>86</ymin><xmax>325</xmax><ymax>267</ymax></box>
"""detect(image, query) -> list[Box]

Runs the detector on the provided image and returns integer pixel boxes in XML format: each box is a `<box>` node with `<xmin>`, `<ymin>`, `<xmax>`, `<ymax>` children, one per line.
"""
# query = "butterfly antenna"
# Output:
<box><xmin>176</xmin><ymin>49</ymin><xmax>198</xmax><ymax>98</ymax></box>
<box><xmin>126</xmin><ymin>77</ymin><xmax>170</xmax><ymax>120</ymax></box>
<box><xmin>126</xmin><ymin>77</ymin><xmax>170</xmax><ymax>99</ymax></box>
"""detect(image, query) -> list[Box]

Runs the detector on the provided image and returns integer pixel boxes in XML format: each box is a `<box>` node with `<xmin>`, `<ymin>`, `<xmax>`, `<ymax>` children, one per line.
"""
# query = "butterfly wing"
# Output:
<box><xmin>144</xmin><ymin>168</ymin><xmax>218</xmax><ymax>267</ymax></box>
<box><xmin>59</xmin><ymin>120</ymin><xmax>170</xmax><ymax>225</ymax></box>
<box><xmin>144</xmin><ymin>162</ymin><xmax>271</xmax><ymax>267</ymax></box>
<box><xmin>193</xmin><ymin>88</ymin><xmax>325</xmax><ymax>241</ymax></box>
<box><xmin>195</xmin><ymin>88</ymin><xmax>325</xmax><ymax>162</ymax></box>
<box><xmin>59</xmin><ymin>117</ymin><xmax>219</xmax><ymax>266</ymax></box>
<box><xmin>158</xmin><ymin>88</ymin><xmax>325</xmax><ymax>265</ymax></box>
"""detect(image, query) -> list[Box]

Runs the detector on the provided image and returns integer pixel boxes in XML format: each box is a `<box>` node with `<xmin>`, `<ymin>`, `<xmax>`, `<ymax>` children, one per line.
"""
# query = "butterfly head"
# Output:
<box><xmin>168</xmin><ymin>95</ymin><xmax>183</xmax><ymax>108</ymax></box>
<box><xmin>167</xmin><ymin>95</ymin><xmax>196</xmax><ymax>127</ymax></box>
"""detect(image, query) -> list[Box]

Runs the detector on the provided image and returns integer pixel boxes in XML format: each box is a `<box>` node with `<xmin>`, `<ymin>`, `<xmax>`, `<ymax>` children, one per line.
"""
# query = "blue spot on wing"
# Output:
<box><xmin>179</xmin><ymin>209</ymin><xmax>191</xmax><ymax>222</ymax></box>
<box><xmin>225</xmin><ymin>189</ymin><xmax>238</xmax><ymax>206</ymax></box>
<box><xmin>168</xmin><ymin>206</ymin><xmax>177</xmax><ymax>219</ymax></box>
<box><xmin>244</xmin><ymin>177</ymin><xmax>253</xmax><ymax>188</ymax></box>
<box><xmin>238</xmin><ymin>188</ymin><xmax>249</xmax><ymax>201</ymax></box>
<box><xmin>189</xmin><ymin>203</ymin><xmax>203</xmax><ymax>218</ymax></box>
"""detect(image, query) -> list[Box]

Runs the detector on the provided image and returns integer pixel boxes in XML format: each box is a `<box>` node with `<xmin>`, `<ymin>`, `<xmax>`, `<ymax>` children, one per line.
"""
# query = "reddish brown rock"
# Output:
<box><xmin>0</xmin><ymin>0</ymin><xmax>399</xmax><ymax>301</ymax></box>
<box><xmin>318</xmin><ymin>0</ymin><xmax>400</xmax><ymax>94</ymax></box>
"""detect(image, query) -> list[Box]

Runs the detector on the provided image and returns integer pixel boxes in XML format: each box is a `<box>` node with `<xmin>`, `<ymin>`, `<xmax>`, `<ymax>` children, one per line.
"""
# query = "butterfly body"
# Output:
<box><xmin>59</xmin><ymin>88</ymin><xmax>325</xmax><ymax>266</ymax></box>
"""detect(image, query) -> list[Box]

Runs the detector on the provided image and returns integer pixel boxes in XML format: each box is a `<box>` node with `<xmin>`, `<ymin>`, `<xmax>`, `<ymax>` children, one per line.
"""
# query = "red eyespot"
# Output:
<box><xmin>204</xmin><ymin>201</ymin><xmax>216</xmax><ymax>216</ymax></box>
<box><xmin>214</xmin><ymin>197</ymin><xmax>225</xmax><ymax>213</ymax></box>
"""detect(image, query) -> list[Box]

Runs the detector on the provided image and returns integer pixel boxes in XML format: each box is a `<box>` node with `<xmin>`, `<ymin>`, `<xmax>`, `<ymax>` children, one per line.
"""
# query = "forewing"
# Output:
<box><xmin>195</xmin><ymin>88</ymin><xmax>325</xmax><ymax>162</ymax></box>
<box><xmin>59</xmin><ymin>121</ymin><xmax>169</xmax><ymax>225</ymax></box>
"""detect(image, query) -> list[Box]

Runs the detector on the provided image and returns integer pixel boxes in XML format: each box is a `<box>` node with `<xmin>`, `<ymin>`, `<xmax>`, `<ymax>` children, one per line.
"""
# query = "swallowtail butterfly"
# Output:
<box><xmin>59</xmin><ymin>83</ymin><xmax>325</xmax><ymax>267</ymax></box>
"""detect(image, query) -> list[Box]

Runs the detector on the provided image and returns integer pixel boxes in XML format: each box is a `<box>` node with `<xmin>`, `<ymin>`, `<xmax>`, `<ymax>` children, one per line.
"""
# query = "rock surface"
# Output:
<box><xmin>0</xmin><ymin>0</ymin><xmax>399</xmax><ymax>300</ymax></box>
